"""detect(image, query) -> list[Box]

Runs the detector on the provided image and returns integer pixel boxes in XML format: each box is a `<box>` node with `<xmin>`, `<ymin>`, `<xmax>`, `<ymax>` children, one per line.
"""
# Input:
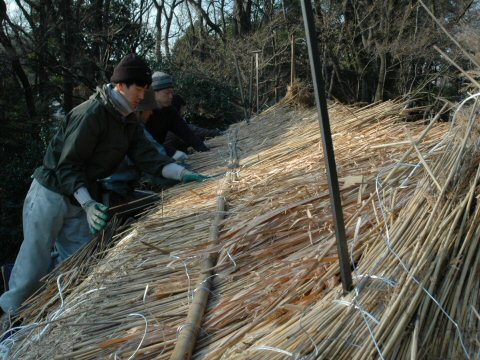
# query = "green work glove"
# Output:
<box><xmin>82</xmin><ymin>200</ymin><xmax>109</xmax><ymax>234</ymax></box>
<box><xmin>181</xmin><ymin>170</ymin><xmax>209</xmax><ymax>183</ymax></box>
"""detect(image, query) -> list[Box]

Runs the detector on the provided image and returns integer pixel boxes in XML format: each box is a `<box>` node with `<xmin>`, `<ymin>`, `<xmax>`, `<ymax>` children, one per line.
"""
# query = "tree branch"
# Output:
<box><xmin>187</xmin><ymin>0</ymin><xmax>224</xmax><ymax>41</ymax></box>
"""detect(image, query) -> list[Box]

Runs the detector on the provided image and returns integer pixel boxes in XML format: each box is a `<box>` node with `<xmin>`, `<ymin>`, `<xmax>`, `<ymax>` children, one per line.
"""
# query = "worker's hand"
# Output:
<box><xmin>82</xmin><ymin>200</ymin><xmax>109</xmax><ymax>234</ymax></box>
<box><xmin>181</xmin><ymin>170</ymin><xmax>209</xmax><ymax>183</ymax></box>
<box><xmin>172</xmin><ymin>150</ymin><xmax>188</xmax><ymax>163</ymax></box>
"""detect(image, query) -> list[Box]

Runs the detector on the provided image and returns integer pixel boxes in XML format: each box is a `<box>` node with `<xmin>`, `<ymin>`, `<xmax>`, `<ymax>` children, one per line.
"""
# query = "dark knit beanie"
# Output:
<box><xmin>151</xmin><ymin>71</ymin><xmax>174</xmax><ymax>91</ymax></box>
<box><xmin>111</xmin><ymin>53</ymin><xmax>152</xmax><ymax>86</ymax></box>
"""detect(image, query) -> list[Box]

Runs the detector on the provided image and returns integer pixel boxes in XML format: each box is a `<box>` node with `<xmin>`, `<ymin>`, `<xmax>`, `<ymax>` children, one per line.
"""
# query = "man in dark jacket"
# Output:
<box><xmin>145</xmin><ymin>72</ymin><xmax>209</xmax><ymax>163</ymax></box>
<box><xmin>164</xmin><ymin>94</ymin><xmax>223</xmax><ymax>154</ymax></box>
<box><xmin>0</xmin><ymin>54</ymin><xmax>206</xmax><ymax>318</ymax></box>
<box><xmin>99</xmin><ymin>88</ymin><xmax>174</xmax><ymax>205</ymax></box>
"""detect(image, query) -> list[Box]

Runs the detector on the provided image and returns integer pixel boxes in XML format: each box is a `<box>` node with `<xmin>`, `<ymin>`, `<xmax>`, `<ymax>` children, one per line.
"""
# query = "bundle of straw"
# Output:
<box><xmin>4</xmin><ymin>96</ymin><xmax>474</xmax><ymax>360</ymax></box>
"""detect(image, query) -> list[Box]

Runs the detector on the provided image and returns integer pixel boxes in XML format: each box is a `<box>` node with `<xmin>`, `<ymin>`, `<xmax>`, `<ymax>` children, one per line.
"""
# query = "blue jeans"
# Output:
<box><xmin>0</xmin><ymin>179</ymin><xmax>92</xmax><ymax>313</ymax></box>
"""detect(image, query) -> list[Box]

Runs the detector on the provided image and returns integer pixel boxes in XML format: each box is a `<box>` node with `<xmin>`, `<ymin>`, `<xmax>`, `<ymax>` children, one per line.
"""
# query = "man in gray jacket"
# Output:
<box><xmin>0</xmin><ymin>54</ymin><xmax>206</xmax><ymax>323</ymax></box>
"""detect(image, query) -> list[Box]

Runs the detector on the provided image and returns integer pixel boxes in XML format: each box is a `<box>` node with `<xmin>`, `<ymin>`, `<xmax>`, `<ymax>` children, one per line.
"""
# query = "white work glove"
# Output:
<box><xmin>161</xmin><ymin>163</ymin><xmax>208</xmax><ymax>183</ymax></box>
<box><xmin>172</xmin><ymin>150</ymin><xmax>188</xmax><ymax>163</ymax></box>
<box><xmin>82</xmin><ymin>200</ymin><xmax>109</xmax><ymax>234</ymax></box>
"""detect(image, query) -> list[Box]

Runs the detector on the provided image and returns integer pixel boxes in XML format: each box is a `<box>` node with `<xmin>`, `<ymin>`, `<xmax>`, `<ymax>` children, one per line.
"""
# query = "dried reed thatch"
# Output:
<box><xmin>1</xmin><ymin>91</ymin><xmax>479</xmax><ymax>359</ymax></box>
<box><xmin>284</xmin><ymin>80</ymin><xmax>315</xmax><ymax>107</ymax></box>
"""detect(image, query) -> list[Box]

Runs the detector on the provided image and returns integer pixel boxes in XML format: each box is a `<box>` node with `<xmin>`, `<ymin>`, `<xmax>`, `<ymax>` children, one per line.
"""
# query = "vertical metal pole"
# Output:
<box><xmin>300</xmin><ymin>0</ymin><xmax>352</xmax><ymax>292</ymax></box>
<box><xmin>248</xmin><ymin>55</ymin><xmax>254</xmax><ymax>117</ymax></box>
<box><xmin>255</xmin><ymin>51</ymin><xmax>259</xmax><ymax>113</ymax></box>
<box><xmin>290</xmin><ymin>34</ymin><xmax>296</xmax><ymax>85</ymax></box>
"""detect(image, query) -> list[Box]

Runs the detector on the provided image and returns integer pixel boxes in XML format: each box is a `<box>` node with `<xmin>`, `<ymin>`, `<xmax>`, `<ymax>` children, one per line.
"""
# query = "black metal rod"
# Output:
<box><xmin>300</xmin><ymin>0</ymin><xmax>352</xmax><ymax>292</ymax></box>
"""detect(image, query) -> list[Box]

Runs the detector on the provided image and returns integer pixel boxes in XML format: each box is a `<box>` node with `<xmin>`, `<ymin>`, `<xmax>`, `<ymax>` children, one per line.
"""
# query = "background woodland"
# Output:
<box><xmin>1</xmin><ymin>0</ymin><xmax>479</xmax><ymax>262</ymax></box>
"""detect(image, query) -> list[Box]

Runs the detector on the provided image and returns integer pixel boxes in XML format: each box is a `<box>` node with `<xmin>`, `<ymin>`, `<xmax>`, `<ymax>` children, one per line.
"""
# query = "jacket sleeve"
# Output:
<box><xmin>145</xmin><ymin>109</ymin><xmax>166</xmax><ymax>141</ymax></box>
<box><xmin>145</xmin><ymin>109</ymin><xmax>176</xmax><ymax>156</ymax></box>
<box><xmin>54</xmin><ymin>108</ymin><xmax>102</xmax><ymax>195</ymax></box>
<box><xmin>170</xmin><ymin>109</ymin><xmax>209</xmax><ymax>153</ymax></box>
<box><xmin>127</xmin><ymin>123</ymin><xmax>174</xmax><ymax>177</ymax></box>
<box><xmin>163</xmin><ymin>131</ymin><xmax>187</xmax><ymax>153</ymax></box>
<box><xmin>188</xmin><ymin>123</ymin><xmax>222</xmax><ymax>141</ymax></box>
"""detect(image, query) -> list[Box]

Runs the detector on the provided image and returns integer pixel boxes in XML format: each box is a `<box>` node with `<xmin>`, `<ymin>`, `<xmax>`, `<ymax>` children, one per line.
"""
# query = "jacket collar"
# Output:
<box><xmin>92</xmin><ymin>85</ymin><xmax>137</xmax><ymax>123</ymax></box>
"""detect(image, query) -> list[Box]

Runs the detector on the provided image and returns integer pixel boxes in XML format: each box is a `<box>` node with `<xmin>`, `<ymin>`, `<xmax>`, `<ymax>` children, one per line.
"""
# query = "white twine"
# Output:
<box><xmin>374</xmin><ymin>166</ymin><xmax>471</xmax><ymax>358</ymax></box>
<box><xmin>349</xmin><ymin>216</ymin><xmax>386</xmax><ymax>359</ymax></box>
<box><xmin>345</xmin><ymin>93</ymin><xmax>480</xmax><ymax>359</ymax></box>
<box><xmin>370</xmin><ymin>93</ymin><xmax>480</xmax><ymax>359</ymax></box>
<box><xmin>168</xmin><ymin>255</ymin><xmax>194</xmax><ymax>303</ymax></box>
<box><xmin>296</xmin><ymin>305</ymin><xmax>319</xmax><ymax>358</ymax></box>
<box><xmin>114</xmin><ymin>313</ymin><xmax>148</xmax><ymax>360</ymax></box>
<box><xmin>249</xmin><ymin>345</ymin><xmax>294</xmax><ymax>356</ymax></box>
<box><xmin>142</xmin><ymin>284</ymin><xmax>149</xmax><ymax>304</ymax></box>
<box><xmin>226</xmin><ymin>250</ymin><xmax>237</xmax><ymax>271</ymax></box>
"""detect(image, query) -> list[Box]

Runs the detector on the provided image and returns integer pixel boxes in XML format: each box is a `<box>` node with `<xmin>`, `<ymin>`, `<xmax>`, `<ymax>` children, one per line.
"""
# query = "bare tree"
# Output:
<box><xmin>92</xmin><ymin>0</ymin><xmax>105</xmax><ymax>80</ymax></box>
<box><xmin>233</xmin><ymin>0</ymin><xmax>252</xmax><ymax>36</ymax></box>
<box><xmin>163</xmin><ymin>0</ymin><xmax>183</xmax><ymax>59</ymax></box>
<box><xmin>187</xmin><ymin>0</ymin><xmax>224</xmax><ymax>41</ymax></box>
<box><xmin>60</xmin><ymin>0</ymin><xmax>75</xmax><ymax>111</ymax></box>
<box><xmin>0</xmin><ymin>0</ymin><xmax>36</xmax><ymax>118</ymax></box>
<box><xmin>219</xmin><ymin>0</ymin><xmax>226</xmax><ymax>33</ymax></box>
<box><xmin>153</xmin><ymin>0</ymin><xmax>165</xmax><ymax>63</ymax></box>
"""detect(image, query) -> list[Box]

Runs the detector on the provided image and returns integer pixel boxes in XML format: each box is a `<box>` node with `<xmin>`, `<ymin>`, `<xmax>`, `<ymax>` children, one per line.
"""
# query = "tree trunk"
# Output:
<box><xmin>262</xmin><ymin>0</ymin><xmax>273</xmax><ymax>24</ymax></box>
<box><xmin>36</xmin><ymin>1</ymin><xmax>49</xmax><ymax>100</ymax></box>
<box><xmin>0</xmin><ymin>0</ymin><xmax>36</xmax><ymax>118</ymax></box>
<box><xmin>185</xmin><ymin>1</ymin><xmax>195</xmax><ymax>36</ymax></box>
<box><xmin>163</xmin><ymin>0</ymin><xmax>180</xmax><ymax>59</ymax></box>
<box><xmin>220</xmin><ymin>0</ymin><xmax>226</xmax><ymax>33</ymax></box>
<box><xmin>374</xmin><ymin>49</ymin><xmax>386</xmax><ymax>102</ymax></box>
<box><xmin>153</xmin><ymin>0</ymin><xmax>165</xmax><ymax>63</ymax></box>
<box><xmin>233</xmin><ymin>0</ymin><xmax>251</xmax><ymax>36</ymax></box>
<box><xmin>62</xmin><ymin>0</ymin><xmax>74</xmax><ymax>112</ymax></box>
<box><xmin>188</xmin><ymin>0</ymin><xmax>224</xmax><ymax>40</ymax></box>
<box><xmin>92</xmin><ymin>0</ymin><xmax>104</xmax><ymax>83</ymax></box>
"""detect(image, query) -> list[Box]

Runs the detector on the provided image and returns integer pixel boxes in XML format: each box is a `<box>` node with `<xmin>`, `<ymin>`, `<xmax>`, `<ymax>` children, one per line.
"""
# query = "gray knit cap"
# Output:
<box><xmin>151</xmin><ymin>71</ymin><xmax>174</xmax><ymax>91</ymax></box>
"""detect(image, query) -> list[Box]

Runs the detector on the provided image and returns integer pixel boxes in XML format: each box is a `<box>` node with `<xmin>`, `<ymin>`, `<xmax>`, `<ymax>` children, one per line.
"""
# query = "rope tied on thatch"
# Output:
<box><xmin>318</xmin><ymin>94</ymin><xmax>480</xmax><ymax>360</ymax></box>
<box><xmin>4</xmin><ymin>98</ymin><xmax>479</xmax><ymax>359</ymax></box>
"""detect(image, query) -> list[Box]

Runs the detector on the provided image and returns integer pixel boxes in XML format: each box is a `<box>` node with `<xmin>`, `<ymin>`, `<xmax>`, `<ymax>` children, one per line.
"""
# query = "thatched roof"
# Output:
<box><xmin>2</xmin><ymin>94</ymin><xmax>479</xmax><ymax>359</ymax></box>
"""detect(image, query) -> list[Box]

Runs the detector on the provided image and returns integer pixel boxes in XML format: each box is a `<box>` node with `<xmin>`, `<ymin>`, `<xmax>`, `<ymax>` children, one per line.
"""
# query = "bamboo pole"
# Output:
<box><xmin>170</xmin><ymin>196</ymin><xmax>226</xmax><ymax>360</ymax></box>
